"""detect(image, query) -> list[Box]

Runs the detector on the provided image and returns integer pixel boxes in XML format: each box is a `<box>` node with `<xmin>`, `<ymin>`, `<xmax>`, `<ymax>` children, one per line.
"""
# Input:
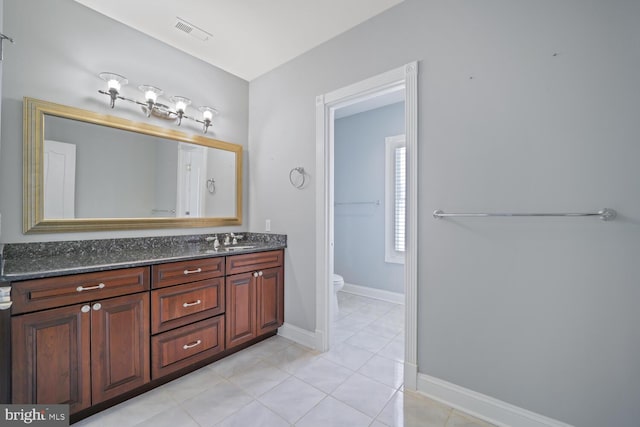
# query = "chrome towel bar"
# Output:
<box><xmin>335</xmin><ymin>200</ymin><xmax>380</xmax><ymax>206</ymax></box>
<box><xmin>433</xmin><ymin>208</ymin><xmax>617</xmax><ymax>221</ymax></box>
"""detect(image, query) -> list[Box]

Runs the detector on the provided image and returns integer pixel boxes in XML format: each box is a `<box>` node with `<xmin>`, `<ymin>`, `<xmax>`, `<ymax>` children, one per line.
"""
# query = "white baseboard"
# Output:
<box><xmin>404</xmin><ymin>361</ymin><xmax>418</xmax><ymax>391</ymax></box>
<box><xmin>341</xmin><ymin>282</ymin><xmax>404</xmax><ymax>304</ymax></box>
<box><xmin>277</xmin><ymin>322</ymin><xmax>317</xmax><ymax>350</ymax></box>
<box><xmin>417</xmin><ymin>374</ymin><xmax>574</xmax><ymax>427</ymax></box>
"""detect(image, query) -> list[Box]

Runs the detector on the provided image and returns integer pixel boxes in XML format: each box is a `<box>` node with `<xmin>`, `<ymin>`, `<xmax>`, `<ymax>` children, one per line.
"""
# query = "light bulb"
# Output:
<box><xmin>107</xmin><ymin>79</ymin><xmax>121</xmax><ymax>92</ymax></box>
<box><xmin>139</xmin><ymin>85</ymin><xmax>163</xmax><ymax>103</ymax></box>
<box><xmin>171</xmin><ymin>96</ymin><xmax>191</xmax><ymax>114</ymax></box>
<box><xmin>98</xmin><ymin>73</ymin><xmax>128</xmax><ymax>108</ymax></box>
<box><xmin>198</xmin><ymin>106</ymin><xmax>218</xmax><ymax>122</ymax></box>
<box><xmin>99</xmin><ymin>72</ymin><xmax>128</xmax><ymax>92</ymax></box>
<box><xmin>145</xmin><ymin>90</ymin><xmax>157</xmax><ymax>102</ymax></box>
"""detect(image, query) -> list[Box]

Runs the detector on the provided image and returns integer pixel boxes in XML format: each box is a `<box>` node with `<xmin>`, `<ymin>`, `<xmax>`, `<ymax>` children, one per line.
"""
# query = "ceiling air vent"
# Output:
<box><xmin>174</xmin><ymin>17</ymin><xmax>212</xmax><ymax>41</ymax></box>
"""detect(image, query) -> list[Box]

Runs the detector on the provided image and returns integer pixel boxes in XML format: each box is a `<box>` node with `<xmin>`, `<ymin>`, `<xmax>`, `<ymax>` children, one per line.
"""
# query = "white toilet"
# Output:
<box><xmin>331</xmin><ymin>274</ymin><xmax>345</xmax><ymax>321</ymax></box>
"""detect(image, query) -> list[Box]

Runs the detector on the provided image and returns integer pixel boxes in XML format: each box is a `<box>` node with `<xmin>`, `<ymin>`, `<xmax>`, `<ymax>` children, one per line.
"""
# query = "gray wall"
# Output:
<box><xmin>0</xmin><ymin>0</ymin><xmax>249</xmax><ymax>243</ymax></box>
<box><xmin>334</xmin><ymin>102</ymin><xmax>404</xmax><ymax>294</ymax></box>
<box><xmin>248</xmin><ymin>1</ymin><xmax>640</xmax><ymax>426</ymax></box>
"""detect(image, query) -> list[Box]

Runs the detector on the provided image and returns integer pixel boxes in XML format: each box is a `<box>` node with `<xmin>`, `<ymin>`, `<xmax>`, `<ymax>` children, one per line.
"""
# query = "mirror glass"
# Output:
<box><xmin>24</xmin><ymin>97</ymin><xmax>243</xmax><ymax>233</ymax></box>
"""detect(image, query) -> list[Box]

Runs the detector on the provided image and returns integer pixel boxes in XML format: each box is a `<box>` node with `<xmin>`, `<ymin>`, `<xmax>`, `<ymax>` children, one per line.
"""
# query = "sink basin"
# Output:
<box><xmin>203</xmin><ymin>245</ymin><xmax>257</xmax><ymax>254</ymax></box>
<box><xmin>223</xmin><ymin>245</ymin><xmax>256</xmax><ymax>251</ymax></box>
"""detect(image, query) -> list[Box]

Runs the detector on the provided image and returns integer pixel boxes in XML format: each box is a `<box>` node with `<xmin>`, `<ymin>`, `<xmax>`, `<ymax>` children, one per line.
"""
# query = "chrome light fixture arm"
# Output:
<box><xmin>98</xmin><ymin>72</ymin><xmax>218</xmax><ymax>134</ymax></box>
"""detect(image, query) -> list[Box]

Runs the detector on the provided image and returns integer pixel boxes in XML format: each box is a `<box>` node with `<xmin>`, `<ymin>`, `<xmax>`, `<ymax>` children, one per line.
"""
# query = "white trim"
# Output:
<box><xmin>315</xmin><ymin>62</ymin><xmax>419</xmax><ymax>394</ymax></box>
<box><xmin>417</xmin><ymin>374</ymin><xmax>574</xmax><ymax>427</ymax></box>
<box><xmin>277</xmin><ymin>323</ymin><xmax>317</xmax><ymax>350</ymax></box>
<box><xmin>404</xmin><ymin>361</ymin><xmax>418</xmax><ymax>390</ymax></box>
<box><xmin>341</xmin><ymin>283</ymin><xmax>404</xmax><ymax>305</ymax></box>
<box><xmin>315</xmin><ymin>93</ymin><xmax>331</xmax><ymax>352</ymax></box>
<box><xmin>403</xmin><ymin>62</ymin><xmax>419</xmax><ymax>391</ymax></box>
<box><xmin>324</xmin><ymin>69</ymin><xmax>407</xmax><ymax>105</ymax></box>
<box><xmin>314</xmin><ymin>328</ymin><xmax>326</xmax><ymax>352</ymax></box>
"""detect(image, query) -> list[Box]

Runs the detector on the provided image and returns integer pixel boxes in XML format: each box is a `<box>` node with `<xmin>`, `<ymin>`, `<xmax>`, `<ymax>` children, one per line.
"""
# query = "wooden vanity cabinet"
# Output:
<box><xmin>150</xmin><ymin>257</ymin><xmax>226</xmax><ymax>379</ymax></box>
<box><xmin>5</xmin><ymin>248</ymin><xmax>284</xmax><ymax>419</ymax></box>
<box><xmin>11</xmin><ymin>269</ymin><xmax>150</xmax><ymax>414</ymax></box>
<box><xmin>226</xmin><ymin>250</ymin><xmax>284</xmax><ymax>349</ymax></box>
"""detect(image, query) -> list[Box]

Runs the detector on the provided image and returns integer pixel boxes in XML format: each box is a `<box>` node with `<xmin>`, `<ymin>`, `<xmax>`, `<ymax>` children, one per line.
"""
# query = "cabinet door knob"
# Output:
<box><xmin>92</xmin><ymin>303</ymin><xmax>102</xmax><ymax>311</ymax></box>
<box><xmin>81</xmin><ymin>305</ymin><xmax>91</xmax><ymax>313</ymax></box>
<box><xmin>183</xmin><ymin>268</ymin><xmax>203</xmax><ymax>275</ymax></box>
<box><xmin>183</xmin><ymin>339</ymin><xmax>202</xmax><ymax>350</ymax></box>
<box><xmin>76</xmin><ymin>283</ymin><xmax>105</xmax><ymax>292</ymax></box>
<box><xmin>258</xmin><ymin>271</ymin><xmax>263</xmax><ymax>276</ymax></box>
<box><xmin>0</xmin><ymin>287</ymin><xmax>11</xmax><ymax>311</ymax></box>
<box><xmin>253</xmin><ymin>272</ymin><xmax>259</xmax><ymax>277</ymax></box>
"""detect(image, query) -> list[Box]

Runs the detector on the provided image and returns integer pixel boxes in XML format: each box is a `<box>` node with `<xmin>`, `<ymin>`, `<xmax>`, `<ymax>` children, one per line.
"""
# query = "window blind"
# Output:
<box><xmin>394</xmin><ymin>146</ymin><xmax>406</xmax><ymax>253</ymax></box>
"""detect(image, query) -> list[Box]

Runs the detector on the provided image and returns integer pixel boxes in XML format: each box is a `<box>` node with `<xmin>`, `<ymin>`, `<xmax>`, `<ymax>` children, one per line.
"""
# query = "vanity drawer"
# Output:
<box><xmin>151</xmin><ymin>315</ymin><xmax>225</xmax><ymax>379</ymax></box>
<box><xmin>11</xmin><ymin>267</ymin><xmax>150</xmax><ymax>314</ymax></box>
<box><xmin>225</xmin><ymin>250</ymin><xmax>283</xmax><ymax>275</ymax></box>
<box><xmin>152</xmin><ymin>257</ymin><xmax>224</xmax><ymax>289</ymax></box>
<box><xmin>151</xmin><ymin>278</ymin><xmax>225</xmax><ymax>334</ymax></box>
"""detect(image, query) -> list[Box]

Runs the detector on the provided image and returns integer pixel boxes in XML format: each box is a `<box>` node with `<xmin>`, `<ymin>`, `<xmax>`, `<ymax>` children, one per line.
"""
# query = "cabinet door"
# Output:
<box><xmin>12</xmin><ymin>304</ymin><xmax>91</xmax><ymax>414</ymax></box>
<box><xmin>91</xmin><ymin>293</ymin><xmax>150</xmax><ymax>404</ymax></box>
<box><xmin>256</xmin><ymin>266</ymin><xmax>284</xmax><ymax>336</ymax></box>
<box><xmin>225</xmin><ymin>272</ymin><xmax>256</xmax><ymax>348</ymax></box>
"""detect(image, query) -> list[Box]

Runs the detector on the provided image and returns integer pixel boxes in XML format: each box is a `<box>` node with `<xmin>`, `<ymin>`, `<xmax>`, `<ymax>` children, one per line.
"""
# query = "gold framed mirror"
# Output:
<box><xmin>23</xmin><ymin>97</ymin><xmax>243</xmax><ymax>233</ymax></box>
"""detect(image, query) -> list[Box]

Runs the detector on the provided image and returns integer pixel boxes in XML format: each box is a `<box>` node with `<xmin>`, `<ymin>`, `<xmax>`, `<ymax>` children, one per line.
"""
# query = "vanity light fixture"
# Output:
<box><xmin>98</xmin><ymin>72</ymin><xmax>218</xmax><ymax>134</ymax></box>
<box><xmin>139</xmin><ymin>84</ymin><xmax>163</xmax><ymax>117</ymax></box>
<box><xmin>170</xmin><ymin>95</ymin><xmax>191</xmax><ymax>125</ymax></box>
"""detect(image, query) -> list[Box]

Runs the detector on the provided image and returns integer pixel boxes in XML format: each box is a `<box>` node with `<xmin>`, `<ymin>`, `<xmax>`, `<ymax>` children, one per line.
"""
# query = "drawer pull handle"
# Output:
<box><xmin>76</xmin><ymin>283</ymin><xmax>105</xmax><ymax>292</ymax></box>
<box><xmin>183</xmin><ymin>339</ymin><xmax>202</xmax><ymax>350</ymax></box>
<box><xmin>183</xmin><ymin>268</ymin><xmax>203</xmax><ymax>275</ymax></box>
<box><xmin>182</xmin><ymin>300</ymin><xmax>202</xmax><ymax>308</ymax></box>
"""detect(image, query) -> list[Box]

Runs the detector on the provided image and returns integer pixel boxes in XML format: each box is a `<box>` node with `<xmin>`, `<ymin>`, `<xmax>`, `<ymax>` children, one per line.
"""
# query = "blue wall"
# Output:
<box><xmin>334</xmin><ymin>102</ymin><xmax>404</xmax><ymax>294</ymax></box>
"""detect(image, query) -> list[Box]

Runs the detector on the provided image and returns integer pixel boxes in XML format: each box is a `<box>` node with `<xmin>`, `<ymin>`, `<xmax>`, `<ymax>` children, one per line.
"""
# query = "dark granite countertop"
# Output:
<box><xmin>0</xmin><ymin>233</ymin><xmax>286</xmax><ymax>282</ymax></box>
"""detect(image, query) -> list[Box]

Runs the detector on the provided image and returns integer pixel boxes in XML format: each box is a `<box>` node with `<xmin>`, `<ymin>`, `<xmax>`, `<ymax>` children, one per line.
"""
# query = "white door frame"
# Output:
<box><xmin>315</xmin><ymin>61</ymin><xmax>419</xmax><ymax>390</ymax></box>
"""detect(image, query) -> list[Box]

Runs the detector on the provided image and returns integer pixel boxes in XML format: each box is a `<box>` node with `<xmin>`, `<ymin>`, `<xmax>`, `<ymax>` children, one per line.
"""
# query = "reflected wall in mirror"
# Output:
<box><xmin>24</xmin><ymin>97</ymin><xmax>243</xmax><ymax>233</ymax></box>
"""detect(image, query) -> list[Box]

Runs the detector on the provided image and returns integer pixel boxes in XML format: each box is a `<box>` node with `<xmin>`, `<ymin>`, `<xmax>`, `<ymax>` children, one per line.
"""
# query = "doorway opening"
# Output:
<box><xmin>315</xmin><ymin>62</ymin><xmax>418</xmax><ymax>389</ymax></box>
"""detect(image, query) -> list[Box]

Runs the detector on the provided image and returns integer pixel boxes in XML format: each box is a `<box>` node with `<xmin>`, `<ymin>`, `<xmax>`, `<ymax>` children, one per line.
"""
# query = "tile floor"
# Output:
<box><xmin>75</xmin><ymin>291</ymin><xmax>497</xmax><ymax>427</ymax></box>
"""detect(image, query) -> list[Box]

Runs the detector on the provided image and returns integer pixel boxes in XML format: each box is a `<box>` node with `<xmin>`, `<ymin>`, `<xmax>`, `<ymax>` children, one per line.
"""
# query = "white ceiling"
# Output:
<box><xmin>74</xmin><ymin>0</ymin><xmax>404</xmax><ymax>81</ymax></box>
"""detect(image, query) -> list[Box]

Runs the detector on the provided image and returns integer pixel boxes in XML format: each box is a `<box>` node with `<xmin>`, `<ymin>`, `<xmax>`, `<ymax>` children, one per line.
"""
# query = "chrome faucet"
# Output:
<box><xmin>206</xmin><ymin>234</ymin><xmax>220</xmax><ymax>249</ymax></box>
<box><xmin>223</xmin><ymin>234</ymin><xmax>231</xmax><ymax>246</ymax></box>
